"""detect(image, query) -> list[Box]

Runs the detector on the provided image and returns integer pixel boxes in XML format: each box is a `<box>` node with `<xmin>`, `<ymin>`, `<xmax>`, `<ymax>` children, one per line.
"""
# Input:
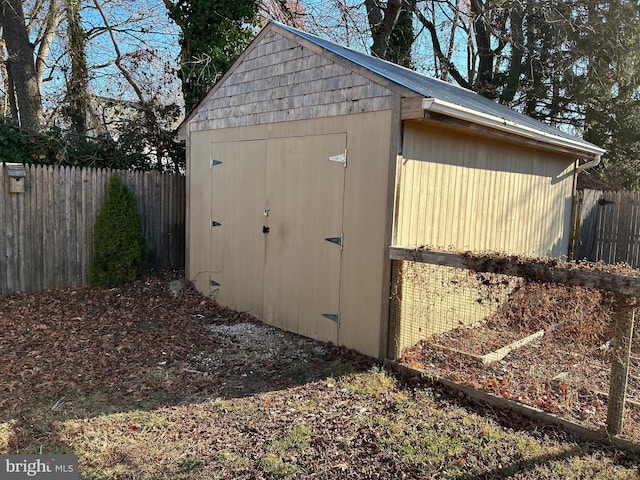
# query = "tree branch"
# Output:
<box><xmin>35</xmin><ymin>0</ymin><xmax>62</xmax><ymax>91</ymax></box>
<box><xmin>92</xmin><ymin>0</ymin><xmax>146</xmax><ymax>104</ymax></box>
<box><xmin>413</xmin><ymin>4</ymin><xmax>471</xmax><ymax>89</ymax></box>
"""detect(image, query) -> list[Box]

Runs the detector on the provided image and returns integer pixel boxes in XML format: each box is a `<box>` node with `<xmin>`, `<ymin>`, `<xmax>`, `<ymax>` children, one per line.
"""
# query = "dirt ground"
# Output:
<box><xmin>1</xmin><ymin>272</ymin><xmax>640</xmax><ymax>479</ymax></box>
<box><xmin>400</xmin><ymin>282</ymin><xmax>640</xmax><ymax>442</ymax></box>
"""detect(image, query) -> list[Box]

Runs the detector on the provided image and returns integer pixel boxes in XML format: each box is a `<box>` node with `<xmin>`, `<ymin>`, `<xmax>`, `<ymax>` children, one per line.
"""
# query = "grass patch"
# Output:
<box><xmin>0</xmin><ymin>421</ymin><xmax>15</xmax><ymax>453</ymax></box>
<box><xmin>213</xmin><ymin>449</ymin><xmax>233</xmax><ymax>462</ymax></box>
<box><xmin>261</xmin><ymin>454</ymin><xmax>298</xmax><ymax>477</ymax></box>
<box><xmin>285</xmin><ymin>360</ymin><xmax>356</xmax><ymax>385</ymax></box>
<box><xmin>269</xmin><ymin>424</ymin><xmax>312</xmax><ymax>452</ymax></box>
<box><xmin>338</xmin><ymin>367</ymin><xmax>396</xmax><ymax>397</ymax></box>
<box><xmin>176</xmin><ymin>456</ymin><xmax>207</xmax><ymax>472</ymax></box>
<box><xmin>18</xmin><ymin>376</ymin><xmax>640</xmax><ymax>479</ymax></box>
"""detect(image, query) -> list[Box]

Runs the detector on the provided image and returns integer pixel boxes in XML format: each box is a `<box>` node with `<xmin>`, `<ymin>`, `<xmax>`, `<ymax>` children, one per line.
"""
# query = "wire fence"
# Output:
<box><xmin>388</xmin><ymin>248</ymin><xmax>640</xmax><ymax>446</ymax></box>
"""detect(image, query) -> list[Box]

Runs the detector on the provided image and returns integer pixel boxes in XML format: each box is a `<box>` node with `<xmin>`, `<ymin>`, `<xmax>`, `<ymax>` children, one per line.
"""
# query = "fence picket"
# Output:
<box><xmin>0</xmin><ymin>164</ymin><xmax>185</xmax><ymax>294</ymax></box>
<box><xmin>577</xmin><ymin>189</ymin><xmax>640</xmax><ymax>268</ymax></box>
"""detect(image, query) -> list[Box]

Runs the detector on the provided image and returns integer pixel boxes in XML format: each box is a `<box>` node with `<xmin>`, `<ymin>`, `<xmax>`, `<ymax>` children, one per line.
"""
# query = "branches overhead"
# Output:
<box><xmin>302</xmin><ymin>1</ymin><xmax>640</xmax><ymax>189</ymax></box>
<box><xmin>165</xmin><ymin>0</ymin><xmax>261</xmax><ymax>112</ymax></box>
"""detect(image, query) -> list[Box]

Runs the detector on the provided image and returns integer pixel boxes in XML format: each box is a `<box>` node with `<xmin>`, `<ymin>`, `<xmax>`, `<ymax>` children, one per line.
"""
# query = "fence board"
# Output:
<box><xmin>577</xmin><ymin>189</ymin><xmax>640</xmax><ymax>267</ymax></box>
<box><xmin>0</xmin><ymin>166</ymin><xmax>6</xmax><ymax>292</ymax></box>
<box><xmin>0</xmin><ymin>164</ymin><xmax>185</xmax><ymax>294</ymax></box>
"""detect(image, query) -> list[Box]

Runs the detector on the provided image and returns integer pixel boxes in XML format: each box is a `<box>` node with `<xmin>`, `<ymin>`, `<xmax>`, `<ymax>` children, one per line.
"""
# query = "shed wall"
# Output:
<box><xmin>391</xmin><ymin>121</ymin><xmax>578</xmax><ymax>356</ymax></box>
<box><xmin>396</xmin><ymin>121</ymin><xmax>577</xmax><ymax>257</ymax></box>
<box><xmin>187</xmin><ymin>111</ymin><xmax>395</xmax><ymax>358</ymax></box>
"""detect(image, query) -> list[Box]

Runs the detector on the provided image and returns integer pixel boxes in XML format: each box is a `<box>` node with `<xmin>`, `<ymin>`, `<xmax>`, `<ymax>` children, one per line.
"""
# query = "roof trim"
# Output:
<box><xmin>274</xmin><ymin>21</ymin><xmax>604</xmax><ymax>159</ymax></box>
<box><xmin>422</xmin><ymin>98</ymin><xmax>606</xmax><ymax>158</ymax></box>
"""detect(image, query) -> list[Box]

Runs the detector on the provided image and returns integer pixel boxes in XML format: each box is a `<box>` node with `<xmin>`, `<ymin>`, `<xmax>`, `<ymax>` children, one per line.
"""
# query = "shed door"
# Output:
<box><xmin>210</xmin><ymin>133</ymin><xmax>346</xmax><ymax>345</ymax></box>
<box><xmin>210</xmin><ymin>139</ymin><xmax>266</xmax><ymax>316</ymax></box>
<box><xmin>263</xmin><ymin>133</ymin><xmax>346</xmax><ymax>344</ymax></box>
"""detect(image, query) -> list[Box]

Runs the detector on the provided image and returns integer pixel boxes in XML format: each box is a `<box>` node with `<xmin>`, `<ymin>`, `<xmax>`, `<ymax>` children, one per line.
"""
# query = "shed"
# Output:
<box><xmin>182</xmin><ymin>21</ymin><xmax>605</xmax><ymax>359</ymax></box>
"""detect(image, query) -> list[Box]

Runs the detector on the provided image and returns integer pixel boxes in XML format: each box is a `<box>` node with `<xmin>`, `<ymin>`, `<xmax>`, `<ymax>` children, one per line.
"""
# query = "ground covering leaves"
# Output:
<box><xmin>401</xmin><ymin>282</ymin><xmax>640</xmax><ymax>442</ymax></box>
<box><xmin>1</xmin><ymin>272</ymin><xmax>639</xmax><ymax>479</ymax></box>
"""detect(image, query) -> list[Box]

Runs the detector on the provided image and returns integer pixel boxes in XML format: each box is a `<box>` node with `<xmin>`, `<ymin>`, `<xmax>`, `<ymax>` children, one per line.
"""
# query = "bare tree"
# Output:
<box><xmin>0</xmin><ymin>0</ymin><xmax>43</xmax><ymax>129</ymax></box>
<box><xmin>64</xmin><ymin>0</ymin><xmax>90</xmax><ymax>143</ymax></box>
<box><xmin>261</xmin><ymin>0</ymin><xmax>306</xmax><ymax>27</ymax></box>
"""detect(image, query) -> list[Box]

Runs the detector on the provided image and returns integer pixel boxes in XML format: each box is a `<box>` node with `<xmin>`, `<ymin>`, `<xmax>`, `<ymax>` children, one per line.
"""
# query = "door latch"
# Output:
<box><xmin>263</xmin><ymin>226</ymin><xmax>270</xmax><ymax>234</ymax></box>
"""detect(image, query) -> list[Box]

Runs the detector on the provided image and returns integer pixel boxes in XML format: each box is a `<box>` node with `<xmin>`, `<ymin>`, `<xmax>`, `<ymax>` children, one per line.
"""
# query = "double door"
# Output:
<box><xmin>209</xmin><ymin>133</ymin><xmax>347</xmax><ymax>343</ymax></box>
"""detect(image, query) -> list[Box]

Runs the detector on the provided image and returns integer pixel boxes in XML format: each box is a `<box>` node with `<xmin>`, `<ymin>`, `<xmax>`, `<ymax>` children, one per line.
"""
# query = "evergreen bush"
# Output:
<box><xmin>90</xmin><ymin>173</ymin><xmax>149</xmax><ymax>288</ymax></box>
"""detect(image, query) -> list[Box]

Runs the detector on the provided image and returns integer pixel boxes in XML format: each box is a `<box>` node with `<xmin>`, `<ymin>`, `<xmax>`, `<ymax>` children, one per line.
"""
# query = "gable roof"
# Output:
<box><xmin>274</xmin><ymin>22</ymin><xmax>604</xmax><ymax>159</ymax></box>
<box><xmin>183</xmin><ymin>21</ymin><xmax>604</xmax><ymax>159</ymax></box>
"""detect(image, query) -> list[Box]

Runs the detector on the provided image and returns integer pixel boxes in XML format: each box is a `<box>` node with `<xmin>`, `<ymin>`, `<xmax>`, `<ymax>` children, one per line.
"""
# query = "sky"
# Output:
<box><xmin>31</xmin><ymin>0</ymin><xmax>472</xmax><ymax>118</ymax></box>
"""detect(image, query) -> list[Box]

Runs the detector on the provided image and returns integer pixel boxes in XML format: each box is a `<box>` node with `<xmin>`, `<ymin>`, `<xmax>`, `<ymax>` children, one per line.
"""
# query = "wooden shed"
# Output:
<box><xmin>181</xmin><ymin>21</ymin><xmax>605</xmax><ymax>359</ymax></box>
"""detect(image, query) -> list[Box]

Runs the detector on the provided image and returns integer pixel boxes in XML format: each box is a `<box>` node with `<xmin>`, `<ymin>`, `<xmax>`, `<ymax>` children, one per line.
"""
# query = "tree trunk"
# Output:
<box><xmin>365</xmin><ymin>0</ymin><xmax>403</xmax><ymax>60</ymax></box>
<box><xmin>0</xmin><ymin>0</ymin><xmax>43</xmax><ymax>130</ymax></box>
<box><xmin>470</xmin><ymin>0</ymin><xmax>495</xmax><ymax>96</ymax></box>
<box><xmin>35</xmin><ymin>0</ymin><xmax>63</xmax><ymax>91</ymax></box>
<box><xmin>500</xmin><ymin>5</ymin><xmax>524</xmax><ymax>105</ymax></box>
<box><xmin>65</xmin><ymin>0</ymin><xmax>89</xmax><ymax>143</ymax></box>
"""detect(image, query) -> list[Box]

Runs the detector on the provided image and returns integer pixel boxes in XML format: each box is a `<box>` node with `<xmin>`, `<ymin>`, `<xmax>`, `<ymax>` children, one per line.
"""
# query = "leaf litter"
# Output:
<box><xmin>0</xmin><ymin>271</ymin><xmax>639</xmax><ymax>478</ymax></box>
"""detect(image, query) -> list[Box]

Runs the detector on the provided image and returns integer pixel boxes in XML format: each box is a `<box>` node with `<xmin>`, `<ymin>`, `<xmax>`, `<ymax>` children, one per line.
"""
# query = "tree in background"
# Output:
<box><xmin>3</xmin><ymin>0</ymin><xmax>640</xmax><ymax>187</ymax></box>
<box><xmin>0</xmin><ymin>0</ymin><xmax>43</xmax><ymax>129</ymax></box>
<box><xmin>365</xmin><ymin>0</ymin><xmax>415</xmax><ymax>68</ymax></box>
<box><xmin>261</xmin><ymin>0</ymin><xmax>305</xmax><ymax>28</ymax></box>
<box><xmin>165</xmin><ymin>0</ymin><xmax>260</xmax><ymax>112</ymax></box>
<box><xmin>326</xmin><ymin>0</ymin><xmax>640</xmax><ymax>190</ymax></box>
<box><xmin>0</xmin><ymin>0</ymin><xmax>185</xmax><ymax>171</ymax></box>
<box><xmin>572</xmin><ymin>0</ymin><xmax>640</xmax><ymax>189</ymax></box>
<box><xmin>63</xmin><ymin>0</ymin><xmax>90</xmax><ymax>146</ymax></box>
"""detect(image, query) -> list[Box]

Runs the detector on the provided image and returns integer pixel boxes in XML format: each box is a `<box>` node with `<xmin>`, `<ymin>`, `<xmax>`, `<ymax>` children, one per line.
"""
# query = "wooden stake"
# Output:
<box><xmin>606</xmin><ymin>294</ymin><xmax>636</xmax><ymax>436</ymax></box>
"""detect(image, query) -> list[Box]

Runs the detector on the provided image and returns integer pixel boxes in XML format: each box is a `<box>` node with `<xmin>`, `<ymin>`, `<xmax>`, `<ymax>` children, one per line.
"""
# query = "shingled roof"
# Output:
<box><xmin>183</xmin><ymin>20</ymin><xmax>604</xmax><ymax>158</ymax></box>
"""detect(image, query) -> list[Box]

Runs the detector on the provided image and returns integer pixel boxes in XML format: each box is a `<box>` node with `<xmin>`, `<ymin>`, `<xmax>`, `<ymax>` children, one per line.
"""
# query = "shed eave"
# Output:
<box><xmin>421</xmin><ymin>97</ymin><xmax>606</xmax><ymax>160</ymax></box>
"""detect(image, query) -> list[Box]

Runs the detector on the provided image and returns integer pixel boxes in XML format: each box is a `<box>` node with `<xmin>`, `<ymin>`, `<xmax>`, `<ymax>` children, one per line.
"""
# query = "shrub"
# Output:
<box><xmin>90</xmin><ymin>173</ymin><xmax>149</xmax><ymax>288</ymax></box>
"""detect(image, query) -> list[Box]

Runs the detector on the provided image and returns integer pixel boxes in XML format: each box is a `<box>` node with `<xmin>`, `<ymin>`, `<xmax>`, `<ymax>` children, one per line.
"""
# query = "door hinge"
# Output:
<box><xmin>324</xmin><ymin>234</ymin><xmax>343</xmax><ymax>249</ymax></box>
<box><xmin>327</xmin><ymin>150</ymin><xmax>347</xmax><ymax>166</ymax></box>
<box><xmin>210</xmin><ymin>158</ymin><xmax>222</xmax><ymax>168</ymax></box>
<box><xmin>322</xmin><ymin>313</ymin><xmax>340</xmax><ymax>323</ymax></box>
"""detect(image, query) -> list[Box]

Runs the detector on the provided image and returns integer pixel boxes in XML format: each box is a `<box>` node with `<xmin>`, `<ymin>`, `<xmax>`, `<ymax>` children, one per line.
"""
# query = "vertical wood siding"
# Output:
<box><xmin>576</xmin><ymin>189</ymin><xmax>640</xmax><ymax>267</ymax></box>
<box><xmin>396</xmin><ymin>122</ymin><xmax>576</xmax><ymax>258</ymax></box>
<box><xmin>0</xmin><ymin>164</ymin><xmax>185</xmax><ymax>294</ymax></box>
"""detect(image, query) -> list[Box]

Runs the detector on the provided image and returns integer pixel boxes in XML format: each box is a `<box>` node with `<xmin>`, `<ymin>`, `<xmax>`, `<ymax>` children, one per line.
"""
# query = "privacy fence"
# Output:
<box><xmin>0</xmin><ymin>163</ymin><xmax>185</xmax><ymax>295</ymax></box>
<box><xmin>576</xmin><ymin>189</ymin><xmax>640</xmax><ymax>268</ymax></box>
<box><xmin>388</xmin><ymin>247</ymin><xmax>640</xmax><ymax>450</ymax></box>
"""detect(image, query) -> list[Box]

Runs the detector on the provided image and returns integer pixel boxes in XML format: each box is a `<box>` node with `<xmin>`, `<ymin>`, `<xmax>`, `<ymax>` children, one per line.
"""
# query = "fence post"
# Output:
<box><xmin>606</xmin><ymin>294</ymin><xmax>636</xmax><ymax>436</ymax></box>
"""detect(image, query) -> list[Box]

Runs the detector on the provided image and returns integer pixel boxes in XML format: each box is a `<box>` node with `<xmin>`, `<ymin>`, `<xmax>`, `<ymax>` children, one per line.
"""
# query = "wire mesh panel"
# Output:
<box><xmin>389</xmin><ymin>257</ymin><xmax>640</xmax><ymax>443</ymax></box>
<box><xmin>388</xmin><ymin>261</ymin><xmax>521</xmax><ymax>360</ymax></box>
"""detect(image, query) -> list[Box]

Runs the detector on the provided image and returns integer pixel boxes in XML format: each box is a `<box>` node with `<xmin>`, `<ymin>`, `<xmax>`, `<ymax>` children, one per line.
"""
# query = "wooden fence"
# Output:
<box><xmin>576</xmin><ymin>189</ymin><xmax>640</xmax><ymax>267</ymax></box>
<box><xmin>0</xmin><ymin>163</ymin><xmax>185</xmax><ymax>295</ymax></box>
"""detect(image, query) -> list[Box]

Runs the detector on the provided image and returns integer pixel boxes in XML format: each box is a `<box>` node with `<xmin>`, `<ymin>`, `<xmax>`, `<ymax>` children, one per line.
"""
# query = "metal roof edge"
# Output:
<box><xmin>272</xmin><ymin>21</ymin><xmax>604</xmax><ymax>158</ymax></box>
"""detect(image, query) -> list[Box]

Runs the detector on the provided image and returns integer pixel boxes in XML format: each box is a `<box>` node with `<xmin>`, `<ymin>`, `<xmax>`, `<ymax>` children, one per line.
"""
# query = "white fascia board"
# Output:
<box><xmin>422</xmin><ymin>97</ymin><xmax>606</xmax><ymax>159</ymax></box>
